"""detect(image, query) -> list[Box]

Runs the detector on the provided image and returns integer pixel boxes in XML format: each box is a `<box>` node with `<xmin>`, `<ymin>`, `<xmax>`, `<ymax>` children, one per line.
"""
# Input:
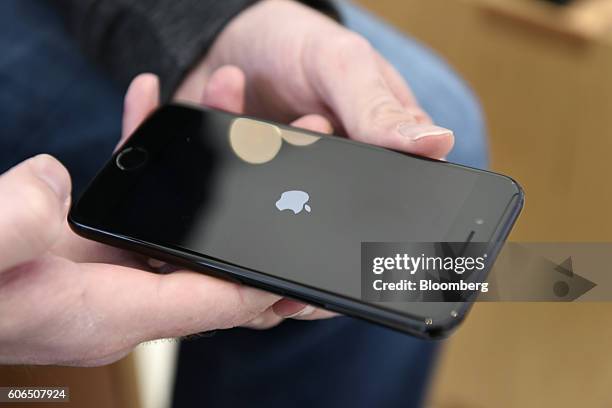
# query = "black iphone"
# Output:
<box><xmin>69</xmin><ymin>104</ymin><xmax>523</xmax><ymax>339</ymax></box>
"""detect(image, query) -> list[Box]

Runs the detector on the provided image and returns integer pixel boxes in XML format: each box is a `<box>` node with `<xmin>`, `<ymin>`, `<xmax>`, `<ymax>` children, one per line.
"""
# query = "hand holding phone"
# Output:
<box><xmin>0</xmin><ymin>68</ymin><xmax>344</xmax><ymax>366</ymax></box>
<box><xmin>70</xmin><ymin>71</ymin><xmax>522</xmax><ymax>339</ymax></box>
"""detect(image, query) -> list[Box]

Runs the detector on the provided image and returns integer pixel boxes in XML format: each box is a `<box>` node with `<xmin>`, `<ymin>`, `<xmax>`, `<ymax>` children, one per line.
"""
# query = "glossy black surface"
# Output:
<box><xmin>70</xmin><ymin>104</ymin><xmax>522</xmax><ymax>333</ymax></box>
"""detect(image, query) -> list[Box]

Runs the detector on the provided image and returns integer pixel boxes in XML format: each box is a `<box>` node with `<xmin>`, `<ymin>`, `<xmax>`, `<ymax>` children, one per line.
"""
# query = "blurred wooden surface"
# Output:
<box><xmin>358</xmin><ymin>0</ymin><xmax>612</xmax><ymax>241</ymax></box>
<box><xmin>0</xmin><ymin>357</ymin><xmax>140</xmax><ymax>408</ymax></box>
<box><xmin>356</xmin><ymin>0</ymin><xmax>612</xmax><ymax>407</ymax></box>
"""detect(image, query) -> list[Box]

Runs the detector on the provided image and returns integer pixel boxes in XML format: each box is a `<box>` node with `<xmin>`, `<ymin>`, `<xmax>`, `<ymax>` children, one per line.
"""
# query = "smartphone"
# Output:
<box><xmin>69</xmin><ymin>104</ymin><xmax>523</xmax><ymax>339</ymax></box>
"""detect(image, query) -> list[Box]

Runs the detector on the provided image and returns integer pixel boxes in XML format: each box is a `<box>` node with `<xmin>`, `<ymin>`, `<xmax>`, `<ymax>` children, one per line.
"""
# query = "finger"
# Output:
<box><xmin>311</xmin><ymin>35</ymin><xmax>453</xmax><ymax>159</ymax></box>
<box><xmin>242</xmin><ymin>307</ymin><xmax>285</xmax><ymax>330</ymax></box>
<box><xmin>0</xmin><ymin>255</ymin><xmax>278</xmax><ymax>365</ymax></box>
<box><xmin>290</xmin><ymin>114</ymin><xmax>333</xmax><ymax>134</ymax></box>
<box><xmin>293</xmin><ymin>308</ymin><xmax>338</xmax><ymax>320</ymax></box>
<box><xmin>201</xmin><ymin>65</ymin><xmax>246</xmax><ymax>114</ymax></box>
<box><xmin>0</xmin><ymin>155</ymin><xmax>71</xmax><ymax>271</ymax></box>
<box><xmin>118</xmin><ymin>73</ymin><xmax>160</xmax><ymax>150</ymax></box>
<box><xmin>147</xmin><ymin>258</ymin><xmax>167</xmax><ymax>270</ymax></box>
<box><xmin>272</xmin><ymin>299</ymin><xmax>337</xmax><ymax>321</ymax></box>
<box><xmin>375</xmin><ymin>53</ymin><xmax>432</xmax><ymax>124</ymax></box>
<box><xmin>79</xmin><ymin>265</ymin><xmax>282</xmax><ymax>341</ymax></box>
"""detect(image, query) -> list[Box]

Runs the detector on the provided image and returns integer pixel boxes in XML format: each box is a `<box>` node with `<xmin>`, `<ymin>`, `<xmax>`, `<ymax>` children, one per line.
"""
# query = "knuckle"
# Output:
<box><xmin>354</xmin><ymin>95</ymin><xmax>405</xmax><ymax>139</ymax></box>
<box><xmin>367</xmin><ymin>95</ymin><xmax>406</xmax><ymax>122</ymax></box>
<box><xmin>211</xmin><ymin>283</ymin><xmax>261</xmax><ymax>330</ymax></box>
<box><xmin>8</xmin><ymin>183</ymin><xmax>61</xmax><ymax>251</ymax></box>
<box><xmin>20</xmin><ymin>183</ymin><xmax>60</xmax><ymax>229</ymax></box>
<box><xmin>230</xmin><ymin>284</ymin><xmax>276</xmax><ymax>327</ymax></box>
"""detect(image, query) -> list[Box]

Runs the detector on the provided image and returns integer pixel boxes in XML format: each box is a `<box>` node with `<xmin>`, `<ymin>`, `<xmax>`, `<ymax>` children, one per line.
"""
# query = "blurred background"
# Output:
<box><xmin>360</xmin><ymin>0</ymin><xmax>612</xmax><ymax>407</ymax></box>
<box><xmin>2</xmin><ymin>0</ymin><xmax>612</xmax><ymax>406</ymax></box>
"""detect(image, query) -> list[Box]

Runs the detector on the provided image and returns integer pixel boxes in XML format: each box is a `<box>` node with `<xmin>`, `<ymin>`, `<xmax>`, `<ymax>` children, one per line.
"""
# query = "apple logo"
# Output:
<box><xmin>275</xmin><ymin>190</ymin><xmax>311</xmax><ymax>214</ymax></box>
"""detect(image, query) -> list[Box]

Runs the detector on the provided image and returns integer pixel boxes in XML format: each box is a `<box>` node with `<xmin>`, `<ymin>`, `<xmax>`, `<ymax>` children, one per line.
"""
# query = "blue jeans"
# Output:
<box><xmin>0</xmin><ymin>1</ymin><xmax>487</xmax><ymax>407</ymax></box>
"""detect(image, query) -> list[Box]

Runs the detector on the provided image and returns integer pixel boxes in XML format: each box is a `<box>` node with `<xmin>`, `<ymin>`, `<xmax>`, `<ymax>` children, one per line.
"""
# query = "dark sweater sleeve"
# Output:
<box><xmin>51</xmin><ymin>0</ymin><xmax>340</xmax><ymax>101</ymax></box>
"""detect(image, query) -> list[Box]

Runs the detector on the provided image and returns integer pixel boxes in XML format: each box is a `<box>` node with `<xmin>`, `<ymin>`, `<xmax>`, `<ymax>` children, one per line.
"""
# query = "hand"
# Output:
<box><xmin>176</xmin><ymin>0</ymin><xmax>454</xmax><ymax>159</ymax></box>
<box><xmin>0</xmin><ymin>67</ymin><xmax>331</xmax><ymax>367</ymax></box>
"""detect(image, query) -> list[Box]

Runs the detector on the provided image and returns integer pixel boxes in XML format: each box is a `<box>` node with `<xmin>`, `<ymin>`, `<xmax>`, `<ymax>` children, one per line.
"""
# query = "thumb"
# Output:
<box><xmin>0</xmin><ymin>154</ymin><xmax>71</xmax><ymax>271</ymax></box>
<box><xmin>336</xmin><ymin>79</ymin><xmax>454</xmax><ymax>159</ymax></box>
<box><xmin>311</xmin><ymin>36</ymin><xmax>454</xmax><ymax>159</ymax></box>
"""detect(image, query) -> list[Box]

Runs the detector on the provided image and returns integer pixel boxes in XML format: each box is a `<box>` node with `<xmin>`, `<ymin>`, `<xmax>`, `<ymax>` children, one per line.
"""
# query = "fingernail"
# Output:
<box><xmin>285</xmin><ymin>305</ymin><xmax>315</xmax><ymax>319</ymax></box>
<box><xmin>397</xmin><ymin>123</ymin><xmax>453</xmax><ymax>141</ymax></box>
<box><xmin>31</xmin><ymin>154</ymin><xmax>71</xmax><ymax>205</ymax></box>
<box><xmin>148</xmin><ymin>258</ymin><xmax>167</xmax><ymax>269</ymax></box>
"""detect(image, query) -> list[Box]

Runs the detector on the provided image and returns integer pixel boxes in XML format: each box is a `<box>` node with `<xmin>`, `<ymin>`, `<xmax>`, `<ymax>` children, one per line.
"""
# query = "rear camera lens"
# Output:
<box><xmin>116</xmin><ymin>147</ymin><xmax>148</xmax><ymax>171</ymax></box>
